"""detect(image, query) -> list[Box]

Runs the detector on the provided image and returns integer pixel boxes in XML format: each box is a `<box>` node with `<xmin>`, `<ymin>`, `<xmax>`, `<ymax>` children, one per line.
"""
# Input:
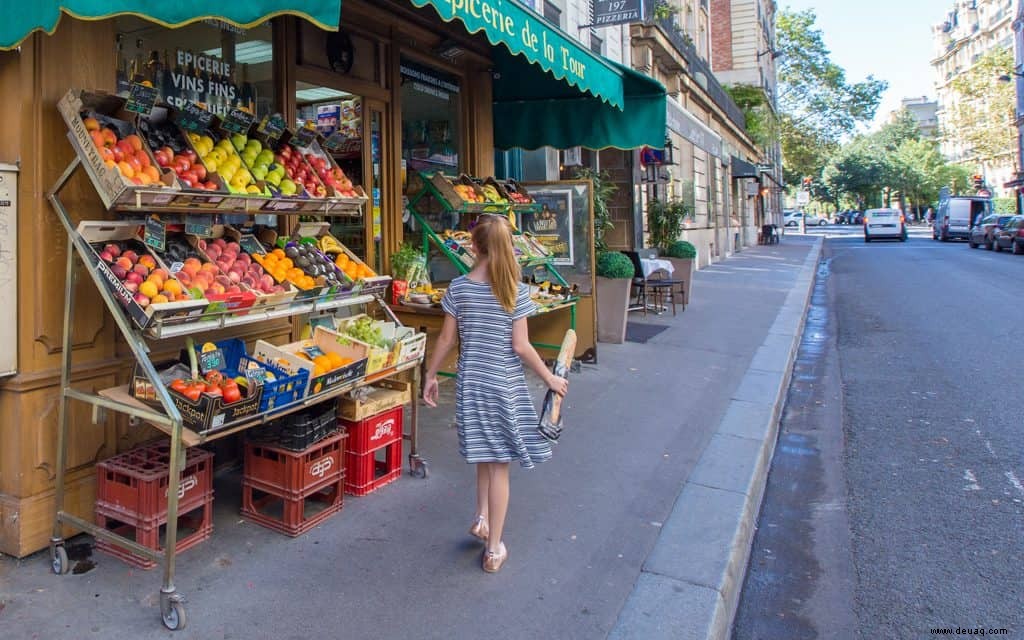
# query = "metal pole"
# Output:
<box><xmin>1015</xmin><ymin>1</ymin><xmax>1024</xmax><ymax>214</ymax></box>
<box><xmin>51</xmin><ymin>243</ymin><xmax>78</xmax><ymax>541</ymax></box>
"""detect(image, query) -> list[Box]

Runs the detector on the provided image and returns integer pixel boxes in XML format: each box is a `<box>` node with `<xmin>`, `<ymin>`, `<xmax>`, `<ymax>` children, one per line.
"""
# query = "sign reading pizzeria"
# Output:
<box><xmin>591</xmin><ymin>0</ymin><xmax>643</xmax><ymax>27</ymax></box>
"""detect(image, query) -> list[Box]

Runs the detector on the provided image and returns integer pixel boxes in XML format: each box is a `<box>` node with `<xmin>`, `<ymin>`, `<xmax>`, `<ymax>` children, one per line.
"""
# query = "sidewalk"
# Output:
<box><xmin>0</xmin><ymin>237</ymin><xmax>821</xmax><ymax>639</ymax></box>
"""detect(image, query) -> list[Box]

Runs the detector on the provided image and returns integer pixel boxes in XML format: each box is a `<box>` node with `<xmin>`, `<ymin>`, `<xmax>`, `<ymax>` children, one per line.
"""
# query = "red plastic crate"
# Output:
<box><xmin>244</xmin><ymin>431</ymin><xmax>345</xmax><ymax>498</ymax></box>
<box><xmin>96</xmin><ymin>442</ymin><xmax>212</xmax><ymax>521</ymax></box>
<box><xmin>241</xmin><ymin>475</ymin><xmax>344</xmax><ymax>536</ymax></box>
<box><xmin>342</xmin><ymin>406</ymin><xmax>403</xmax><ymax>455</ymax></box>
<box><xmin>95</xmin><ymin>498</ymin><xmax>213</xmax><ymax>570</ymax></box>
<box><xmin>344</xmin><ymin>439</ymin><xmax>402</xmax><ymax>496</ymax></box>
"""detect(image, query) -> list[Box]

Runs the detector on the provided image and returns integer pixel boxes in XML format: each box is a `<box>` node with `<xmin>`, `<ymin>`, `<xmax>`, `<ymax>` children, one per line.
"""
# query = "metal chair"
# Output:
<box><xmin>623</xmin><ymin>250</ymin><xmax>684</xmax><ymax>316</ymax></box>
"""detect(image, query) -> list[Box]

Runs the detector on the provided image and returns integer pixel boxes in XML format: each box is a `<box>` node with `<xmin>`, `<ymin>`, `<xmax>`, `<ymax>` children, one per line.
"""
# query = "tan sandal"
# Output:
<box><xmin>469</xmin><ymin>515</ymin><xmax>489</xmax><ymax>541</ymax></box>
<box><xmin>482</xmin><ymin>543</ymin><xmax>507</xmax><ymax>573</ymax></box>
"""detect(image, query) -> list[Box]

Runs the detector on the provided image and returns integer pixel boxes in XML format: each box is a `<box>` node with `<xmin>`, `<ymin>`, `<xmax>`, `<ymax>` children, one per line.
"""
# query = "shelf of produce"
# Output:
<box><xmin>396</xmin><ymin>297</ymin><xmax>576</xmax><ymax>318</ymax></box>
<box><xmin>143</xmin><ymin>294</ymin><xmax>378</xmax><ymax>340</ymax></box>
<box><xmin>104</xmin><ymin>187</ymin><xmax>367</xmax><ymax>217</ymax></box>
<box><xmin>97</xmin><ymin>359</ymin><xmax>421</xmax><ymax>447</ymax></box>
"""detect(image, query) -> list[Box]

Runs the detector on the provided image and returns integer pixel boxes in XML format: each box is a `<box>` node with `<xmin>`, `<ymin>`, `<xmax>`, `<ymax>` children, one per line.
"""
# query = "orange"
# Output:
<box><xmin>312</xmin><ymin>363</ymin><xmax>327</xmax><ymax>376</ymax></box>
<box><xmin>162</xmin><ymin>279</ymin><xmax>182</xmax><ymax>296</ymax></box>
<box><xmin>272</xmin><ymin>248</ymin><xmax>285</xmax><ymax>258</ymax></box>
<box><xmin>326</xmin><ymin>352</ymin><xmax>345</xmax><ymax>368</ymax></box>
<box><xmin>302</xmin><ymin>276</ymin><xmax>315</xmax><ymax>289</ymax></box>
<box><xmin>313</xmin><ymin>355</ymin><xmax>331</xmax><ymax>371</ymax></box>
<box><xmin>279</xmin><ymin>257</ymin><xmax>293</xmax><ymax>270</ymax></box>
<box><xmin>116</xmin><ymin>161</ymin><xmax>134</xmax><ymax>178</ymax></box>
<box><xmin>151</xmin><ymin>294</ymin><xmax>169</xmax><ymax>304</ymax></box>
<box><xmin>139</xmin><ymin>280</ymin><xmax>159</xmax><ymax>299</ymax></box>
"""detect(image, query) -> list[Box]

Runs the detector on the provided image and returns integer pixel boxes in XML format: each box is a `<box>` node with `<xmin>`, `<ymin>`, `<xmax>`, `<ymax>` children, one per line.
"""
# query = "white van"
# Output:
<box><xmin>863</xmin><ymin>208</ymin><xmax>906</xmax><ymax>242</ymax></box>
<box><xmin>933</xmin><ymin>196</ymin><xmax>991</xmax><ymax>241</ymax></box>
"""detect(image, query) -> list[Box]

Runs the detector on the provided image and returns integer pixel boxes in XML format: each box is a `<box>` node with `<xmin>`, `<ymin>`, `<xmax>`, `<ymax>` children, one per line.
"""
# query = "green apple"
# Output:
<box><xmin>230</xmin><ymin>134</ymin><xmax>247</xmax><ymax>151</ymax></box>
<box><xmin>266</xmin><ymin>169</ymin><xmax>283</xmax><ymax>187</ymax></box>
<box><xmin>256</xmin><ymin>150</ymin><xmax>274</xmax><ymax>166</ymax></box>
<box><xmin>241</xmin><ymin>149</ymin><xmax>258</xmax><ymax>166</ymax></box>
<box><xmin>251</xmin><ymin>165</ymin><xmax>268</xmax><ymax>180</ymax></box>
<box><xmin>245</xmin><ymin>139</ymin><xmax>261</xmax><ymax>151</ymax></box>
<box><xmin>279</xmin><ymin>178</ymin><xmax>297</xmax><ymax>196</ymax></box>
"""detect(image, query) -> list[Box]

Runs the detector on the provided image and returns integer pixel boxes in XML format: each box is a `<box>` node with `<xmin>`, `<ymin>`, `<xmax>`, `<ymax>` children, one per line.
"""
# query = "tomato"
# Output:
<box><xmin>222</xmin><ymin>384</ymin><xmax>241</xmax><ymax>404</ymax></box>
<box><xmin>169</xmin><ymin>379</ymin><xmax>188</xmax><ymax>394</ymax></box>
<box><xmin>204</xmin><ymin>383</ymin><xmax>223</xmax><ymax>398</ymax></box>
<box><xmin>204</xmin><ymin>370</ymin><xmax>224</xmax><ymax>386</ymax></box>
<box><xmin>181</xmin><ymin>383</ymin><xmax>202</xmax><ymax>402</ymax></box>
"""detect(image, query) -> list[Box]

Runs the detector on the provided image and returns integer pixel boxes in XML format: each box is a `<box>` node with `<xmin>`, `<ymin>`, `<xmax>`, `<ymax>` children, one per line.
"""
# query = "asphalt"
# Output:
<box><xmin>0</xmin><ymin>236</ymin><xmax>820</xmax><ymax>640</ymax></box>
<box><xmin>733</xmin><ymin>227</ymin><xmax>1024</xmax><ymax>638</ymax></box>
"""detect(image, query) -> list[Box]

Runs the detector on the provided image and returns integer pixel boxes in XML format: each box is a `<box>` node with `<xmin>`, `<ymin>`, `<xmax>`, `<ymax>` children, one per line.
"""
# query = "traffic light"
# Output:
<box><xmin>802</xmin><ymin>176</ymin><xmax>812</xmax><ymax>188</ymax></box>
<box><xmin>973</xmin><ymin>174</ymin><xmax>984</xmax><ymax>190</ymax></box>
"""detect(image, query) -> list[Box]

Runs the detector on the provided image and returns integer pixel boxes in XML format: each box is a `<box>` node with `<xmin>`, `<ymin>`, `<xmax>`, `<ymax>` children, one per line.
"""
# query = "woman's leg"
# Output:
<box><xmin>476</xmin><ymin>462</ymin><xmax>490</xmax><ymax>523</ymax></box>
<box><xmin>486</xmin><ymin>462</ymin><xmax>511</xmax><ymax>554</ymax></box>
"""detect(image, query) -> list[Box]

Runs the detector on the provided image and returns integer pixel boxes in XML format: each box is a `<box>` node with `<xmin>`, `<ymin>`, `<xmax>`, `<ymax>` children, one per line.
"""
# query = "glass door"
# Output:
<box><xmin>365</xmin><ymin>100</ymin><xmax>386</xmax><ymax>274</ymax></box>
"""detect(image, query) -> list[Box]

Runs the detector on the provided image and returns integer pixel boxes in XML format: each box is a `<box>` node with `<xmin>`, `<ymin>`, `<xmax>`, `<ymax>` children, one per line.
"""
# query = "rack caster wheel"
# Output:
<box><xmin>408</xmin><ymin>455</ymin><xmax>429</xmax><ymax>479</ymax></box>
<box><xmin>51</xmin><ymin>544</ymin><xmax>70</xmax><ymax>575</ymax></box>
<box><xmin>161</xmin><ymin>595</ymin><xmax>187</xmax><ymax>631</ymax></box>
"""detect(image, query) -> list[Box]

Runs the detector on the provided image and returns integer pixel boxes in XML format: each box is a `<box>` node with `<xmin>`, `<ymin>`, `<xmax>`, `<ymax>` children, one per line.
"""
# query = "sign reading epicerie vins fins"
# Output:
<box><xmin>592</xmin><ymin>0</ymin><xmax>643</xmax><ymax>27</ymax></box>
<box><xmin>423</xmin><ymin>0</ymin><xmax>591</xmax><ymax>83</ymax></box>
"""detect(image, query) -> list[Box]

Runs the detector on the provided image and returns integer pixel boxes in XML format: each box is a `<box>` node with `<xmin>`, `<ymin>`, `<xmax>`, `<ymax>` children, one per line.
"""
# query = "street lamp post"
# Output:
<box><xmin>1014</xmin><ymin>1</ymin><xmax>1024</xmax><ymax>214</ymax></box>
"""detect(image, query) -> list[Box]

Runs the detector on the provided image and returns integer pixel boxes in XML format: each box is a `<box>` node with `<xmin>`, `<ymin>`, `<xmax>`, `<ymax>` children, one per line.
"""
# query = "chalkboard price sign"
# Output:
<box><xmin>174</xmin><ymin>101</ymin><xmax>214</xmax><ymax>133</ymax></box>
<box><xmin>144</xmin><ymin>215</ymin><xmax>166</xmax><ymax>251</ymax></box>
<box><xmin>258</xmin><ymin>113</ymin><xmax>286</xmax><ymax>141</ymax></box>
<box><xmin>125</xmin><ymin>82</ymin><xmax>158</xmax><ymax>115</ymax></box>
<box><xmin>198</xmin><ymin>347</ymin><xmax>227</xmax><ymax>374</ymax></box>
<box><xmin>292</xmin><ymin>126</ymin><xmax>318</xmax><ymax>149</ymax></box>
<box><xmin>185</xmin><ymin>214</ymin><xmax>214</xmax><ymax>237</ymax></box>
<box><xmin>222</xmin><ymin>108</ymin><xmax>256</xmax><ymax>135</ymax></box>
<box><xmin>302</xmin><ymin>345</ymin><xmax>326</xmax><ymax>359</ymax></box>
<box><xmin>237</xmin><ymin>234</ymin><xmax>266</xmax><ymax>256</ymax></box>
<box><xmin>323</xmin><ymin>131</ymin><xmax>347</xmax><ymax>153</ymax></box>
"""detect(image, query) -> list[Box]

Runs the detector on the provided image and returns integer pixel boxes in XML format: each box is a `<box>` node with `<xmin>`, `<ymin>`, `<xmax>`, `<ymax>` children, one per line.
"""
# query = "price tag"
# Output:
<box><xmin>198</xmin><ymin>347</ymin><xmax>226</xmax><ymax>374</ymax></box>
<box><xmin>174</xmin><ymin>101</ymin><xmax>214</xmax><ymax>133</ymax></box>
<box><xmin>302</xmin><ymin>345</ymin><xmax>326</xmax><ymax>359</ymax></box>
<box><xmin>125</xmin><ymin>82</ymin><xmax>158</xmax><ymax>115</ymax></box>
<box><xmin>238</xmin><ymin>234</ymin><xmax>265</xmax><ymax>256</ymax></box>
<box><xmin>258</xmin><ymin>113</ymin><xmax>286</xmax><ymax>141</ymax></box>
<box><xmin>292</xmin><ymin>126</ymin><xmax>318</xmax><ymax>149</ymax></box>
<box><xmin>221</xmin><ymin>107</ymin><xmax>256</xmax><ymax>135</ymax></box>
<box><xmin>169</xmin><ymin>261</ymin><xmax>184</xmax><ymax>274</ymax></box>
<box><xmin>323</xmin><ymin>131</ymin><xmax>347</xmax><ymax>154</ymax></box>
<box><xmin>185</xmin><ymin>214</ymin><xmax>214</xmax><ymax>237</ymax></box>
<box><xmin>144</xmin><ymin>216</ymin><xmax>166</xmax><ymax>251</ymax></box>
<box><xmin>243</xmin><ymin>360</ymin><xmax>268</xmax><ymax>383</ymax></box>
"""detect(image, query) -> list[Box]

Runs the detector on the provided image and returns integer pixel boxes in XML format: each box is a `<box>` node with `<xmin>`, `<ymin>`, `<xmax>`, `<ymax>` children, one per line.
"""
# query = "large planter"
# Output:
<box><xmin>595</xmin><ymin>276</ymin><xmax>632</xmax><ymax>344</ymax></box>
<box><xmin>667</xmin><ymin>257</ymin><xmax>695</xmax><ymax>305</ymax></box>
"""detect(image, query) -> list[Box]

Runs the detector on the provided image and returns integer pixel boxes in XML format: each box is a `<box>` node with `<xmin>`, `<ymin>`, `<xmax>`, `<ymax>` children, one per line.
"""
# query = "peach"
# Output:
<box><xmin>138</xmin><ymin>255</ymin><xmax>156</xmax><ymax>269</ymax></box>
<box><xmin>83</xmin><ymin>116</ymin><xmax>100</xmax><ymax>132</ymax></box>
<box><xmin>115</xmin><ymin>256</ymin><xmax>133</xmax><ymax>271</ymax></box>
<box><xmin>122</xmin><ymin>250</ymin><xmax>139</xmax><ymax>263</ymax></box>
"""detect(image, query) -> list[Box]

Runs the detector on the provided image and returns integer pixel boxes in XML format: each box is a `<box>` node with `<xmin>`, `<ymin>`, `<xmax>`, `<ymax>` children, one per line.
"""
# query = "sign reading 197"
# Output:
<box><xmin>592</xmin><ymin>0</ymin><xmax>643</xmax><ymax>27</ymax></box>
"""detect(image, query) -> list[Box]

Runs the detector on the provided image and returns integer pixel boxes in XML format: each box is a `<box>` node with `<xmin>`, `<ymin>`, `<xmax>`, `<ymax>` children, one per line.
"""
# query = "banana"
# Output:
<box><xmin>318</xmin><ymin>235</ymin><xmax>344</xmax><ymax>255</ymax></box>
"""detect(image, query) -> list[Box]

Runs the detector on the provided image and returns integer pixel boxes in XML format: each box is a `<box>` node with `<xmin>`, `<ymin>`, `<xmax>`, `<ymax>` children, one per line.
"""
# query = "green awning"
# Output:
<box><xmin>492</xmin><ymin>48</ymin><xmax>667</xmax><ymax>150</ymax></box>
<box><xmin>409</xmin><ymin>0</ymin><xmax>625</xmax><ymax>109</ymax></box>
<box><xmin>0</xmin><ymin>0</ymin><xmax>342</xmax><ymax>50</ymax></box>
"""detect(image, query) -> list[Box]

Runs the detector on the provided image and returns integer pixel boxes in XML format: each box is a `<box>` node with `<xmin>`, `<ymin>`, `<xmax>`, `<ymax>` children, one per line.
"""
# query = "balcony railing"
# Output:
<box><xmin>652</xmin><ymin>17</ymin><xmax>748</xmax><ymax>132</ymax></box>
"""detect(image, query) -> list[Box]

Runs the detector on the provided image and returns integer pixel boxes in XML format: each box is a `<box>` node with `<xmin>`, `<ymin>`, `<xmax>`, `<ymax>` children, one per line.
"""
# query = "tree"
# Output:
<box><xmin>822</xmin><ymin>137</ymin><xmax>889</xmax><ymax>208</ymax></box>
<box><xmin>776</xmin><ymin>9</ymin><xmax>887</xmax><ymax>185</ymax></box>
<box><xmin>942</xmin><ymin>47</ymin><xmax>1015</xmax><ymax>171</ymax></box>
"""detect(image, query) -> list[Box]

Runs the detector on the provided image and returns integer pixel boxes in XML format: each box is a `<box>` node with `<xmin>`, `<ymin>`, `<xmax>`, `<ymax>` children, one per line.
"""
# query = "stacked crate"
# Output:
<box><xmin>241</xmin><ymin>429</ymin><xmax>347</xmax><ymax>536</ymax></box>
<box><xmin>94</xmin><ymin>442</ymin><xmax>214</xmax><ymax>569</ymax></box>
<box><xmin>342</xmin><ymin>406</ymin><xmax>404</xmax><ymax>496</ymax></box>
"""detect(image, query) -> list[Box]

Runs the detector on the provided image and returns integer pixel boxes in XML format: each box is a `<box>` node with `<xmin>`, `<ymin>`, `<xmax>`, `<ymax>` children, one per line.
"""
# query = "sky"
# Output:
<box><xmin>779</xmin><ymin>0</ymin><xmax>940</xmax><ymax>130</ymax></box>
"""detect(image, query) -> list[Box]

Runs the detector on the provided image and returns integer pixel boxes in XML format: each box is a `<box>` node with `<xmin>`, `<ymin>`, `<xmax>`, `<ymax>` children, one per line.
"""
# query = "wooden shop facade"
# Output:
<box><xmin>0</xmin><ymin>0</ymin><xmax>665</xmax><ymax>556</ymax></box>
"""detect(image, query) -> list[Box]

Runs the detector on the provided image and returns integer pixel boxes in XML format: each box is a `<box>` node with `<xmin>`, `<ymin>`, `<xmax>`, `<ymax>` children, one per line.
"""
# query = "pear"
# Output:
<box><xmin>279</xmin><ymin>178</ymin><xmax>297</xmax><ymax>196</ymax></box>
<box><xmin>231</xmin><ymin>134</ymin><xmax>247</xmax><ymax>151</ymax></box>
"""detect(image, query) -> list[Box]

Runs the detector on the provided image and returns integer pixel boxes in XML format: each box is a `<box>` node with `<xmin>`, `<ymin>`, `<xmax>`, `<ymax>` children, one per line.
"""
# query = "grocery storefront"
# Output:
<box><xmin>0</xmin><ymin>0</ymin><xmax>664</xmax><ymax>629</ymax></box>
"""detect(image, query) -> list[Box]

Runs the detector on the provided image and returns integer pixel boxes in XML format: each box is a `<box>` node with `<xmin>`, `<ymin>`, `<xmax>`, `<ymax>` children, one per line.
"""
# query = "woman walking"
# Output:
<box><xmin>422</xmin><ymin>214</ymin><xmax>569</xmax><ymax>573</ymax></box>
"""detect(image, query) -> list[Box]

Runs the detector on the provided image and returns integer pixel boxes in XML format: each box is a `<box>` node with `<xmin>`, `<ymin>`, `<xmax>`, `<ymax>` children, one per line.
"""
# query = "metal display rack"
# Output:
<box><xmin>46</xmin><ymin>157</ymin><xmax>426</xmax><ymax>631</ymax></box>
<box><xmin>404</xmin><ymin>172</ymin><xmax>578</xmax><ymax>337</ymax></box>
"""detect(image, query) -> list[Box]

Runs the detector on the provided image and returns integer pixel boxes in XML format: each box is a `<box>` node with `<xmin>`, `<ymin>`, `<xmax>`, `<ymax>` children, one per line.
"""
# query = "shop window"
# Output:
<box><xmin>296</xmin><ymin>82</ymin><xmax>370</xmax><ymax>260</ymax></box>
<box><xmin>543</xmin><ymin>2</ymin><xmax>562</xmax><ymax>27</ymax></box>
<box><xmin>590</xmin><ymin>34</ymin><xmax>603</xmax><ymax>55</ymax></box>
<box><xmin>114</xmin><ymin>17</ymin><xmax>275</xmax><ymax>119</ymax></box>
<box><xmin>400</xmin><ymin>59</ymin><xmax>461</xmax><ymax>179</ymax></box>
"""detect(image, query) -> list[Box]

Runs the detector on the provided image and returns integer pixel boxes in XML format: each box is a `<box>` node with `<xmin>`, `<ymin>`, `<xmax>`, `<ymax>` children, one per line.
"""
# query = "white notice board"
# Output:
<box><xmin>0</xmin><ymin>163</ymin><xmax>16</xmax><ymax>377</ymax></box>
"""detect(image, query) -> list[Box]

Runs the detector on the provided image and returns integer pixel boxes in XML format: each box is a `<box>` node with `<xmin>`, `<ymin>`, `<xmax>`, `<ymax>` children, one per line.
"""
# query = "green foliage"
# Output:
<box><xmin>647</xmin><ymin>198</ymin><xmax>690</xmax><ymax>250</ymax></box>
<box><xmin>777</xmin><ymin>9</ymin><xmax>886</xmax><ymax>187</ymax></box>
<box><xmin>944</xmin><ymin>47</ymin><xmax>1014</xmax><ymax>166</ymax></box>
<box><xmin>652</xmin><ymin>1</ymin><xmax>677</xmax><ymax>20</ymax></box>
<box><xmin>390</xmin><ymin>244</ymin><xmax>423</xmax><ymax>281</ymax></box>
<box><xmin>725</xmin><ymin>84</ymin><xmax>777</xmax><ymax>148</ymax></box>
<box><xmin>574</xmin><ymin>167</ymin><xmax>618</xmax><ymax>253</ymax></box>
<box><xmin>994</xmin><ymin>197</ymin><xmax>1017</xmax><ymax>213</ymax></box>
<box><xmin>596</xmin><ymin>251</ymin><xmax>635</xmax><ymax>279</ymax></box>
<box><xmin>665</xmin><ymin>240</ymin><xmax>697</xmax><ymax>259</ymax></box>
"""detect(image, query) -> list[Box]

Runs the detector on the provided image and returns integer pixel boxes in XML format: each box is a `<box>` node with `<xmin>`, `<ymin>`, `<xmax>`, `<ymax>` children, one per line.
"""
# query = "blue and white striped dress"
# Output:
<box><xmin>441</xmin><ymin>277</ymin><xmax>552</xmax><ymax>468</ymax></box>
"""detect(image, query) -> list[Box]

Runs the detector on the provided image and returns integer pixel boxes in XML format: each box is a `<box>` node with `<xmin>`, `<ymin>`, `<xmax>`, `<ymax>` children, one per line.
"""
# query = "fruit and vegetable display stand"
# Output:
<box><xmin>45</xmin><ymin>92</ymin><xmax>427</xmax><ymax>631</ymax></box>
<box><xmin>400</xmin><ymin>172</ymin><xmax>579</xmax><ymax>357</ymax></box>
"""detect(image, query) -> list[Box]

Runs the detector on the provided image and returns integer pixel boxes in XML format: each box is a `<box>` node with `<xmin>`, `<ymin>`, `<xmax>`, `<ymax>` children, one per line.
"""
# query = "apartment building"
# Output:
<box><xmin>709</xmin><ymin>0</ymin><xmax>782</xmax><ymax>228</ymax></box>
<box><xmin>894</xmin><ymin>96</ymin><xmax>940</xmax><ymax>139</ymax></box>
<box><xmin>932</xmin><ymin>0</ymin><xmax>1016</xmax><ymax>194</ymax></box>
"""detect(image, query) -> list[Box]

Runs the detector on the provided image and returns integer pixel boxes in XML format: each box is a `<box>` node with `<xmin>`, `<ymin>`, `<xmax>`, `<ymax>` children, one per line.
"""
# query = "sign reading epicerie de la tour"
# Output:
<box><xmin>432</xmin><ymin>0</ymin><xmax>590</xmax><ymax>82</ymax></box>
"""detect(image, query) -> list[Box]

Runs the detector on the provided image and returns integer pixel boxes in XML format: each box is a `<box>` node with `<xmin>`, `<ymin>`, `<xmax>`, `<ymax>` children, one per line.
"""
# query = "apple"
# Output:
<box><xmin>203</xmin><ymin>181</ymin><xmax>219</xmax><ymax>191</ymax></box>
<box><xmin>99</xmin><ymin>250</ymin><xmax>114</xmax><ymax>263</ymax></box>
<box><xmin>132</xmin><ymin>263</ymin><xmax>150</xmax><ymax>277</ymax></box>
<box><xmin>125</xmin><ymin>271</ymin><xmax>143</xmax><ymax>285</ymax></box>
<box><xmin>103</xmin><ymin>243</ymin><xmax>122</xmax><ymax>258</ymax></box>
<box><xmin>123</xmin><ymin>281</ymin><xmax>139</xmax><ymax>293</ymax></box>
<box><xmin>122</xmin><ymin>250</ymin><xmax>138</xmax><ymax>263</ymax></box>
<box><xmin>193</xmin><ymin>164</ymin><xmax>207</xmax><ymax>181</ymax></box>
<box><xmin>179</xmin><ymin>177</ymin><xmax>193</xmax><ymax>189</ymax></box>
<box><xmin>133</xmin><ymin>292</ymin><xmax>150</xmax><ymax>308</ymax></box>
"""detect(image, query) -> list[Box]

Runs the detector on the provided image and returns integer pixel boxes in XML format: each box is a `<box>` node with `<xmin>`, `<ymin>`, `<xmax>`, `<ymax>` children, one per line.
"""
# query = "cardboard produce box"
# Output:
<box><xmin>76</xmin><ymin>221</ymin><xmax>209</xmax><ymax>330</ymax></box>
<box><xmin>253</xmin><ymin>326</ymin><xmax>368</xmax><ymax>398</ymax></box>
<box><xmin>58</xmin><ymin>89</ymin><xmax>178</xmax><ymax>210</ymax></box>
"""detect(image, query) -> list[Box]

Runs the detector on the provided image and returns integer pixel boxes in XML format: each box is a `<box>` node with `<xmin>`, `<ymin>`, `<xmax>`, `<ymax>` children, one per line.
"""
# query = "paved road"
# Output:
<box><xmin>734</xmin><ymin>234</ymin><xmax>1024</xmax><ymax>639</ymax></box>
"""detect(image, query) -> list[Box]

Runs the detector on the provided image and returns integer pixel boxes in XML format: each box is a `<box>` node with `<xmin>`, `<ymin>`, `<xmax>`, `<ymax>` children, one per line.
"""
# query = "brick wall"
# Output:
<box><xmin>710</xmin><ymin>0</ymin><xmax>733</xmax><ymax>72</ymax></box>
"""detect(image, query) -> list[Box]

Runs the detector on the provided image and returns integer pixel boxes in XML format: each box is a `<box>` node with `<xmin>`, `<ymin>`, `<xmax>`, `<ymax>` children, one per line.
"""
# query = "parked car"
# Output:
<box><xmin>784</xmin><ymin>211</ymin><xmax>828</xmax><ymax>227</ymax></box>
<box><xmin>783</xmin><ymin>211</ymin><xmax>802</xmax><ymax>227</ymax></box>
<box><xmin>968</xmin><ymin>214</ymin><xmax>1014</xmax><ymax>250</ymax></box>
<box><xmin>992</xmin><ymin>215</ymin><xmax>1024</xmax><ymax>254</ymax></box>
<box><xmin>863</xmin><ymin>208</ymin><xmax>906</xmax><ymax>242</ymax></box>
<box><xmin>933</xmin><ymin>196</ymin><xmax>991</xmax><ymax>241</ymax></box>
<box><xmin>836</xmin><ymin>210</ymin><xmax>857</xmax><ymax>224</ymax></box>
<box><xmin>852</xmin><ymin>211</ymin><xmax>865</xmax><ymax>225</ymax></box>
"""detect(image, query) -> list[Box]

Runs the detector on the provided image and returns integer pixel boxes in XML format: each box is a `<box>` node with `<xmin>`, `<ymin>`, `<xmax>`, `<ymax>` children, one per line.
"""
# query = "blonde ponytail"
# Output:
<box><xmin>471</xmin><ymin>215</ymin><xmax>520</xmax><ymax>312</ymax></box>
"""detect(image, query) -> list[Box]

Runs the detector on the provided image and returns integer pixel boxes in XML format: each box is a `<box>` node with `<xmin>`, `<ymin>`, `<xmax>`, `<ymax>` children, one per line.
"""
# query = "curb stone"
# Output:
<box><xmin>609</xmin><ymin>238</ymin><xmax>824</xmax><ymax>640</ymax></box>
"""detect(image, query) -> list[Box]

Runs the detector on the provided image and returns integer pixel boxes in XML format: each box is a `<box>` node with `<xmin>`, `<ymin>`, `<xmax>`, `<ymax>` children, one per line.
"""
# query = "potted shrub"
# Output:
<box><xmin>595</xmin><ymin>251</ymin><xmax>635</xmax><ymax>344</ymax></box>
<box><xmin>665</xmin><ymin>240</ymin><xmax>696</xmax><ymax>305</ymax></box>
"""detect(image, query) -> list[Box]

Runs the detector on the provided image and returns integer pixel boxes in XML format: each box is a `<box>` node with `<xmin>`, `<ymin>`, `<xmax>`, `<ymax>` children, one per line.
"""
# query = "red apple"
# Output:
<box><xmin>123</xmin><ymin>281</ymin><xmax>139</xmax><ymax>293</ymax></box>
<box><xmin>125</xmin><ymin>271</ymin><xmax>143</xmax><ymax>285</ymax></box>
<box><xmin>133</xmin><ymin>292</ymin><xmax>150</xmax><ymax>308</ymax></box>
<box><xmin>204</xmin><ymin>181</ymin><xmax>218</xmax><ymax>191</ymax></box>
<box><xmin>193</xmin><ymin>164</ymin><xmax>207</xmax><ymax>181</ymax></box>
<box><xmin>132</xmin><ymin>263</ymin><xmax>150</xmax><ymax>277</ymax></box>
<box><xmin>99</xmin><ymin>250</ymin><xmax>114</xmax><ymax>263</ymax></box>
<box><xmin>103</xmin><ymin>243</ymin><xmax>122</xmax><ymax>258</ymax></box>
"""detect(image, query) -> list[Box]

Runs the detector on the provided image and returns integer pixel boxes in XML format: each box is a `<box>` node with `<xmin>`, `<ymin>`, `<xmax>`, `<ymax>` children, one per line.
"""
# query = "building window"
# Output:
<box><xmin>544</xmin><ymin>1</ymin><xmax>562</xmax><ymax>28</ymax></box>
<box><xmin>590</xmin><ymin>34</ymin><xmax>603</xmax><ymax>55</ymax></box>
<box><xmin>114</xmin><ymin>17</ymin><xmax>276</xmax><ymax>118</ymax></box>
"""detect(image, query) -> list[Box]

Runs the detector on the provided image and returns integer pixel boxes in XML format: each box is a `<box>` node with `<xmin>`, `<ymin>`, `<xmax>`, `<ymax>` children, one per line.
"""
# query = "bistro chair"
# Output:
<box><xmin>623</xmin><ymin>251</ymin><xmax>683</xmax><ymax>316</ymax></box>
